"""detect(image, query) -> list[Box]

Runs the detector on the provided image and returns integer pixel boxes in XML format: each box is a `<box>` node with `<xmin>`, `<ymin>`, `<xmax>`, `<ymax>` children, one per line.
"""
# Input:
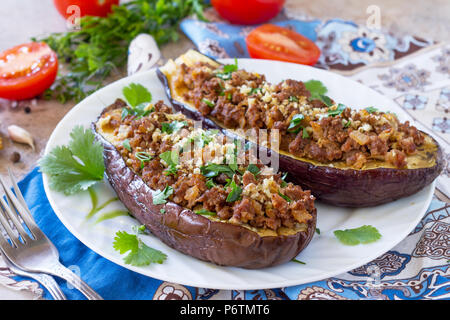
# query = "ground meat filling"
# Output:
<box><xmin>173</xmin><ymin>61</ymin><xmax>426</xmax><ymax>169</ymax></box>
<box><xmin>98</xmin><ymin>100</ymin><xmax>315</xmax><ymax>232</ymax></box>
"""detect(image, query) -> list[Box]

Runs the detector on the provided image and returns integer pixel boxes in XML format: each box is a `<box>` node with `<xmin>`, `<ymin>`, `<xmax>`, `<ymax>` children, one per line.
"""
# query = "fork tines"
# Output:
<box><xmin>0</xmin><ymin>169</ymin><xmax>37</xmax><ymax>244</ymax></box>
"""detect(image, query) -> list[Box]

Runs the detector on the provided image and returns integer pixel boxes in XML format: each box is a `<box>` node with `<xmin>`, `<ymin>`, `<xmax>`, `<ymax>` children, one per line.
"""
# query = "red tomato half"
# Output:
<box><xmin>0</xmin><ymin>42</ymin><xmax>58</xmax><ymax>100</ymax></box>
<box><xmin>212</xmin><ymin>0</ymin><xmax>285</xmax><ymax>25</ymax></box>
<box><xmin>53</xmin><ymin>0</ymin><xmax>119</xmax><ymax>19</ymax></box>
<box><xmin>246</xmin><ymin>24</ymin><xmax>321</xmax><ymax>65</ymax></box>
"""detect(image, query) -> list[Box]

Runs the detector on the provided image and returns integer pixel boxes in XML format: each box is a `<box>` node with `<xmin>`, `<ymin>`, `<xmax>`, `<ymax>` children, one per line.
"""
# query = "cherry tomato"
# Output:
<box><xmin>245</xmin><ymin>24</ymin><xmax>321</xmax><ymax>65</ymax></box>
<box><xmin>53</xmin><ymin>0</ymin><xmax>119</xmax><ymax>19</ymax></box>
<box><xmin>0</xmin><ymin>42</ymin><xmax>58</xmax><ymax>100</ymax></box>
<box><xmin>212</xmin><ymin>0</ymin><xmax>285</xmax><ymax>25</ymax></box>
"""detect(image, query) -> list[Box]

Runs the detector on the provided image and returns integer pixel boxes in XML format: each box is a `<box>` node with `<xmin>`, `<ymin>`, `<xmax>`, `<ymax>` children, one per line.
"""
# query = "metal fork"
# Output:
<box><xmin>0</xmin><ymin>168</ymin><xmax>103</xmax><ymax>300</ymax></box>
<box><xmin>0</xmin><ymin>247</ymin><xmax>67</xmax><ymax>300</ymax></box>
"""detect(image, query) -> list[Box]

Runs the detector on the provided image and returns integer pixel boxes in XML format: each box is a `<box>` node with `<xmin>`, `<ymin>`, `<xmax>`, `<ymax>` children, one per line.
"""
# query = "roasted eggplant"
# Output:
<box><xmin>157</xmin><ymin>50</ymin><xmax>444</xmax><ymax>207</ymax></box>
<box><xmin>93</xmin><ymin>99</ymin><xmax>316</xmax><ymax>269</ymax></box>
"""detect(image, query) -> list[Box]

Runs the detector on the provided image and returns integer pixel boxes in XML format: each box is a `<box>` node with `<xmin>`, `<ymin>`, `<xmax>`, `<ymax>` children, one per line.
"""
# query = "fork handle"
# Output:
<box><xmin>50</xmin><ymin>263</ymin><xmax>103</xmax><ymax>300</ymax></box>
<box><xmin>28</xmin><ymin>273</ymin><xmax>67</xmax><ymax>300</ymax></box>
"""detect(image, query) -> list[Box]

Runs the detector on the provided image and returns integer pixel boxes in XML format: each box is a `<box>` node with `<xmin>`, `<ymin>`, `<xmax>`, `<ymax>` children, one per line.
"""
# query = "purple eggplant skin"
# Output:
<box><xmin>157</xmin><ymin>69</ymin><xmax>445</xmax><ymax>207</ymax></box>
<box><xmin>91</xmin><ymin>100</ymin><xmax>317</xmax><ymax>269</ymax></box>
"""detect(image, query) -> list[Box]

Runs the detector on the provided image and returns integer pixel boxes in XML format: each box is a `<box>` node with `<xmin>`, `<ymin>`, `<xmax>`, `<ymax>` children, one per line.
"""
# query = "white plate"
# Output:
<box><xmin>43</xmin><ymin>59</ymin><xmax>434</xmax><ymax>290</ymax></box>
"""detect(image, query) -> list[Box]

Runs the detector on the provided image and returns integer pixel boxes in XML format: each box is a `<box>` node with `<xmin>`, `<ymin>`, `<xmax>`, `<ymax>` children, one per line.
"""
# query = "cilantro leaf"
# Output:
<box><xmin>226</xmin><ymin>180</ymin><xmax>242</xmax><ymax>203</ymax></box>
<box><xmin>302</xmin><ymin>127</ymin><xmax>309</xmax><ymax>139</ymax></box>
<box><xmin>152</xmin><ymin>185</ymin><xmax>174</xmax><ymax>205</ymax></box>
<box><xmin>334</xmin><ymin>225</ymin><xmax>382</xmax><ymax>246</ymax></box>
<box><xmin>123</xmin><ymin>139</ymin><xmax>131</xmax><ymax>151</ymax></box>
<box><xmin>200</xmin><ymin>163</ymin><xmax>236</xmax><ymax>179</ymax></box>
<box><xmin>223</xmin><ymin>58</ymin><xmax>238</xmax><ymax>73</ymax></box>
<box><xmin>365</xmin><ymin>106</ymin><xmax>379</xmax><ymax>113</ymax></box>
<box><xmin>39</xmin><ymin>126</ymin><xmax>104</xmax><ymax>195</ymax></box>
<box><xmin>113</xmin><ymin>230</ymin><xmax>166</xmax><ymax>266</ymax></box>
<box><xmin>161</xmin><ymin>121</ymin><xmax>187</xmax><ymax>134</ymax></box>
<box><xmin>288</xmin><ymin>114</ymin><xmax>305</xmax><ymax>133</ymax></box>
<box><xmin>122</xmin><ymin>83</ymin><xmax>152</xmax><ymax>107</ymax></box>
<box><xmin>247</xmin><ymin>164</ymin><xmax>260</xmax><ymax>177</ymax></box>
<box><xmin>327</xmin><ymin>104</ymin><xmax>347</xmax><ymax>117</ymax></box>
<box><xmin>215</xmin><ymin>58</ymin><xmax>238</xmax><ymax>80</ymax></box>
<box><xmin>304</xmin><ymin>80</ymin><xmax>328</xmax><ymax>100</ymax></box>
<box><xmin>193</xmin><ymin>130</ymin><xmax>218</xmax><ymax>148</ymax></box>
<box><xmin>159</xmin><ymin>150</ymin><xmax>179</xmax><ymax>176</ymax></box>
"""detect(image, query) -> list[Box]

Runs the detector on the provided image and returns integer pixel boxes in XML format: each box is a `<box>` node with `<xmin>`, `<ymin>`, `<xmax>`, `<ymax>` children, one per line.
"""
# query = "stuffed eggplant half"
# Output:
<box><xmin>157</xmin><ymin>50</ymin><xmax>444</xmax><ymax>207</ymax></box>
<box><xmin>93</xmin><ymin>98</ymin><xmax>316</xmax><ymax>269</ymax></box>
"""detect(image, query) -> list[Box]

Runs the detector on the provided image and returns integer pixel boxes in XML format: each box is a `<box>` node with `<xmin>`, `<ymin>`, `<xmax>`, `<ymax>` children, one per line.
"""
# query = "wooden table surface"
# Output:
<box><xmin>0</xmin><ymin>0</ymin><xmax>449</xmax><ymax>179</ymax></box>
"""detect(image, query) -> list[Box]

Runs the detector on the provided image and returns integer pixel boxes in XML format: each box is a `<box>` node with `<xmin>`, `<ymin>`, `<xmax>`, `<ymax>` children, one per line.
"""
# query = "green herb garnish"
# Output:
<box><xmin>327</xmin><ymin>103</ymin><xmax>346</xmax><ymax>117</ymax></box>
<box><xmin>215</xmin><ymin>58</ymin><xmax>238</xmax><ymax>80</ymax></box>
<box><xmin>206</xmin><ymin>179</ymin><xmax>216</xmax><ymax>189</ymax></box>
<box><xmin>202</xmin><ymin>98</ymin><xmax>215</xmax><ymax>108</ymax></box>
<box><xmin>120</xmin><ymin>83</ymin><xmax>153</xmax><ymax>120</ymax></box>
<box><xmin>287</xmin><ymin>114</ymin><xmax>305</xmax><ymax>133</ymax></box>
<box><xmin>159</xmin><ymin>150</ymin><xmax>179</xmax><ymax>176</ymax></box>
<box><xmin>123</xmin><ymin>139</ymin><xmax>131</xmax><ymax>151</ymax></box>
<box><xmin>319</xmin><ymin>95</ymin><xmax>333</xmax><ymax>107</ymax></box>
<box><xmin>152</xmin><ymin>185</ymin><xmax>174</xmax><ymax>205</ymax></box>
<box><xmin>194</xmin><ymin>209</ymin><xmax>216</xmax><ymax>216</ymax></box>
<box><xmin>36</xmin><ymin>0</ymin><xmax>208</xmax><ymax>102</ymax></box>
<box><xmin>200</xmin><ymin>163</ymin><xmax>236</xmax><ymax>179</ymax></box>
<box><xmin>289</xmin><ymin>96</ymin><xmax>299</xmax><ymax>102</ymax></box>
<box><xmin>278</xmin><ymin>191</ymin><xmax>292</xmax><ymax>203</ymax></box>
<box><xmin>302</xmin><ymin>128</ymin><xmax>309</xmax><ymax>139</ymax></box>
<box><xmin>365</xmin><ymin>106</ymin><xmax>379</xmax><ymax>113</ymax></box>
<box><xmin>39</xmin><ymin>126</ymin><xmax>105</xmax><ymax>195</ymax></box>
<box><xmin>249</xmin><ymin>87</ymin><xmax>262</xmax><ymax>95</ymax></box>
<box><xmin>113</xmin><ymin>230</ymin><xmax>166</xmax><ymax>266</ymax></box>
<box><xmin>161</xmin><ymin>121</ymin><xmax>187</xmax><ymax>134</ymax></box>
<box><xmin>247</xmin><ymin>164</ymin><xmax>260</xmax><ymax>177</ymax></box>
<box><xmin>135</xmin><ymin>151</ymin><xmax>153</xmax><ymax>169</ymax></box>
<box><xmin>226</xmin><ymin>180</ymin><xmax>242</xmax><ymax>203</ymax></box>
<box><xmin>123</xmin><ymin>83</ymin><xmax>152</xmax><ymax>107</ymax></box>
<box><xmin>291</xmin><ymin>259</ymin><xmax>306</xmax><ymax>265</ymax></box>
<box><xmin>334</xmin><ymin>225</ymin><xmax>382</xmax><ymax>246</ymax></box>
<box><xmin>304</xmin><ymin>80</ymin><xmax>328</xmax><ymax>100</ymax></box>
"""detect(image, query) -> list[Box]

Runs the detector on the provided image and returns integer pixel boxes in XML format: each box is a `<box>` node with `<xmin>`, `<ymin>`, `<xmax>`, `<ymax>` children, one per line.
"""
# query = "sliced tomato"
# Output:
<box><xmin>246</xmin><ymin>24</ymin><xmax>321</xmax><ymax>66</ymax></box>
<box><xmin>53</xmin><ymin>0</ymin><xmax>119</xmax><ymax>19</ymax></box>
<box><xmin>0</xmin><ymin>42</ymin><xmax>58</xmax><ymax>100</ymax></box>
<box><xmin>212</xmin><ymin>0</ymin><xmax>285</xmax><ymax>25</ymax></box>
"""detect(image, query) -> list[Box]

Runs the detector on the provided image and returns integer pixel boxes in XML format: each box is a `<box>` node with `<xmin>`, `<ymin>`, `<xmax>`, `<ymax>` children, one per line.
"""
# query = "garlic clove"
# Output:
<box><xmin>7</xmin><ymin>125</ymin><xmax>35</xmax><ymax>151</ymax></box>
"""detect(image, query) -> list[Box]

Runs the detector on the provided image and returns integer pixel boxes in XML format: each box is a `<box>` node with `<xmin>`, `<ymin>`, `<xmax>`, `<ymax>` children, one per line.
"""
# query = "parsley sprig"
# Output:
<box><xmin>36</xmin><ymin>0</ymin><xmax>208</xmax><ymax>102</ymax></box>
